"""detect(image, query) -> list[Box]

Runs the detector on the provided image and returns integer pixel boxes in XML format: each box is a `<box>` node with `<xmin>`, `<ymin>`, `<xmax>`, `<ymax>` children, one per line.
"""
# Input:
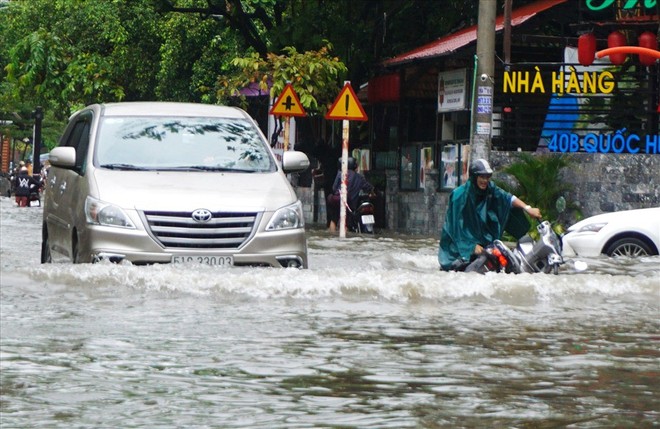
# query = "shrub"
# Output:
<box><xmin>495</xmin><ymin>153</ymin><xmax>581</xmax><ymax>237</ymax></box>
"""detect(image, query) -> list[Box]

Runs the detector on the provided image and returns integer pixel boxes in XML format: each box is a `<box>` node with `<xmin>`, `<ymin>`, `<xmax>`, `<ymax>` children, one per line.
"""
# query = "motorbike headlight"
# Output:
<box><xmin>266</xmin><ymin>201</ymin><xmax>304</xmax><ymax>231</ymax></box>
<box><xmin>576</xmin><ymin>222</ymin><xmax>607</xmax><ymax>234</ymax></box>
<box><xmin>85</xmin><ymin>196</ymin><xmax>135</xmax><ymax>228</ymax></box>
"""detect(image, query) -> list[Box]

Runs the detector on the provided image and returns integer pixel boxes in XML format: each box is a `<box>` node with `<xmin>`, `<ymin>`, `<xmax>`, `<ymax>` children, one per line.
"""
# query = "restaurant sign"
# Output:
<box><xmin>546</xmin><ymin>131</ymin><xmax>659</xmax><ymax>154</ymax></box>
<box><xmin>503</xmin><ymin>67</ymin><xmax>615</xmax><ymax>95</ymax></box>
<box><xmin>585</xmin><ymin>0</ymin><xmax>656</xmax><ymax>11</ymax></box>
<box><xmin>503</xmin><ymin>65</ymin><xmax>658</xmax><ymax>154</ymax></box>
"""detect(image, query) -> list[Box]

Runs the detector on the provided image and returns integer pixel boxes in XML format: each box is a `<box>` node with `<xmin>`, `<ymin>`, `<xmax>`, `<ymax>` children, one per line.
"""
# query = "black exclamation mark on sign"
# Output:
<box><xmin>345</xmin><ymin>94</ymin><xmax>349</xmax><ymax>116</ymax></box>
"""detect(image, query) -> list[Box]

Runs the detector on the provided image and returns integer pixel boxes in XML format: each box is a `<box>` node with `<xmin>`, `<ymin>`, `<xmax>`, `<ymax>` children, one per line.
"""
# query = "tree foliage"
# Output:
<box><xmin>495</xmin><ymin>153</ymin><xmax>581</xmax><ymax>234</ymax></box>
<box><xmin>153</xmin><ymin>0</ymin><xmax>281</xmax><ymax>58</ymax></box>
<box><xmin>1</xmin><ymin>0</ymin><xmax>164</xmax><ymax>118</ymax></box>
<box><xmin>0</xmin><ymin>0</ymin><xmax>506</xmax><ymax>150</ymax></box>
<box><xmin>0</xmin><ymin>0</ymin><xmax>234</xmax><ymax>148</ymax></box>
<box><xmin>157</xmin><ymin>0</ymin><xmax>482</xmax><ymax>85</ymax></box>
<box><xmin>217</xmin><ymin>43</ymin><xmax>347</xmax><ymax>114</ymax></box>
<box><xmin>155</xmin><ymin>6</ymin><xmax>235</xmax><ymax>102</ymax></box>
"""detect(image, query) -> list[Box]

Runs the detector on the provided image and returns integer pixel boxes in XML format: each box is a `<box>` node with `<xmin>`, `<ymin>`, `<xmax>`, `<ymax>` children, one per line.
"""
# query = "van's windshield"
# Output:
<box><xmin>96</xmin><ymin>116</ymin><xmax>276</xmax><ymax>173</ymax></box>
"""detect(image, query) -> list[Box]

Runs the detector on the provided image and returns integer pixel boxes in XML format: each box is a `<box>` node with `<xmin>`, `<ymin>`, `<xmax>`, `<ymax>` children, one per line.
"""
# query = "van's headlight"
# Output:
<box><xmin>266</xmin><ymin>201</ymin><xmax>304</xmax><ymax>231</ymax></box>
<box><xmin>85</xmin><ymin>196</ymin><xmax>135</xmax><ymax>228</ymax></box>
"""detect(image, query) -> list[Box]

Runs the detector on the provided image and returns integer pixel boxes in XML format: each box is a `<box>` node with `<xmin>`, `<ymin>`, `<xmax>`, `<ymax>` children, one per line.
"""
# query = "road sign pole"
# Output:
<box><xmin>339</xmin><ymin>119</ymin><xmax>350</xmax><ymax>238</ymax></box>
<box><xmin>324</xmin><ymin>81</ymin><xmax>368</xmax><ymax>238</ymax></box>
<box><xmin>269</xmin><ymin>83</ymin><xmax>306</xmax><ymax>155</ymax></box>
<box><xmin>283</xmin><ymin>116</ymin><xmax>290</xmax><ymax>151</ymax></box>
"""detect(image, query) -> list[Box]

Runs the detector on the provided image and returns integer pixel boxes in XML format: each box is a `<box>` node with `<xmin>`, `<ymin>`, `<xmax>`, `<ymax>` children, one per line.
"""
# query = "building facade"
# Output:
<box><xmin>306</xmin><ymin>0</ymin><xmax>659</xmax><ymax>235</ymax></box>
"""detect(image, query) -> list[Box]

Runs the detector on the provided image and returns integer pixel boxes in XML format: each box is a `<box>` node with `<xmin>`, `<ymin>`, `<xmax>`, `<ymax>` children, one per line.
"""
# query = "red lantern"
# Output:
<box><xmin>607</xmin><ymin>31</ymin><xmax>627</xmax><ymax>65</ymax></box>
<box><xmin>638</xmin><ymin>32</ymin><xmax>658</xmax><ymax>66</ymax></box>
<box><xmin>578</xmin><ymin>33</ymin><xmax>597</xmax><ymax>66</ymax></box>
<box><xmin>367</xmin><ymin>74</ymin><xmax>400</xmax><ymax>103</ymax></box>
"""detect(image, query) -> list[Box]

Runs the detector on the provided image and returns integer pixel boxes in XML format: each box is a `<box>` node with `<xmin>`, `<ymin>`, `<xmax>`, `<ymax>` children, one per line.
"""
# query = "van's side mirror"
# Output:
<box><xmin>282</xmin><ymin>151</ymin><xmax>310</xmax><ymax>174</ymax></box>
<box><xmin>48</xmin><ymin>147</ymin><xmax>77</xmax><ymax>169</ymax></box>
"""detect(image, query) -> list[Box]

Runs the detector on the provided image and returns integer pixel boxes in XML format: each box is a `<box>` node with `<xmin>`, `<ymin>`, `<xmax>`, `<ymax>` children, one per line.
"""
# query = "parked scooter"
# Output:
<box><xmin>464</xmin><ymin>220</ymin><xmax>564</xmax><ymax>274</ymax></box>
<box><xmin>348</xmin><ymin>191</ymin><xmax>377</xmax><ymax>234</ymax></box>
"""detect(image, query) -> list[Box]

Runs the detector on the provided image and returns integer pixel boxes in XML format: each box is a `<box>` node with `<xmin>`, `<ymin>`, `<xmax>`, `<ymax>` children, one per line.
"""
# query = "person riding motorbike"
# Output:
<box><xmin>327</xmin><ymin>157</ymin><xmax>374</xmax><ymax>232</ymax></box>
<box><xmin>438</xmin><ymin>158</ymin><xmax>542</xmax><ymax>271</ymax></box>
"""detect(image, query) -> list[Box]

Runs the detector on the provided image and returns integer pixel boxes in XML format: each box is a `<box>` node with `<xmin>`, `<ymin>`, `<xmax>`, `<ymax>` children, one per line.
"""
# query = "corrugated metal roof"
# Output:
<box><xmin>383</xmin><ymin>0</ymin><xmax>568</xmax><ymax>67</ymax></box>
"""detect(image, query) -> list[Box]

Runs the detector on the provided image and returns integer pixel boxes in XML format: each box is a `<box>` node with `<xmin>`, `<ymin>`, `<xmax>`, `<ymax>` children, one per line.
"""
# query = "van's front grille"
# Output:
<box><xmin>143</xmin><ymin>210</ymin><xmax>259</xmax><ymax>249</ymax></box>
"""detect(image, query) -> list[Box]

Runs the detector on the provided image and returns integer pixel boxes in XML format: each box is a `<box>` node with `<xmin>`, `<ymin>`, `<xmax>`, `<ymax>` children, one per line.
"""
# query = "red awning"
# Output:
<box><xmin>383</xmin><ymin>0</ymin><xmax>568</xmax><ymax>67</ymax></box>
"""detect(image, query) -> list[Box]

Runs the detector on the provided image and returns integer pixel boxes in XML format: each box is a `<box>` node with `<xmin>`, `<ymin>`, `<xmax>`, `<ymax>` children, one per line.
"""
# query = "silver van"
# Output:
<box><xmin>41</xmin><ymin>102</ymin><xmax>310</xmax><ymax>268</ymax></box>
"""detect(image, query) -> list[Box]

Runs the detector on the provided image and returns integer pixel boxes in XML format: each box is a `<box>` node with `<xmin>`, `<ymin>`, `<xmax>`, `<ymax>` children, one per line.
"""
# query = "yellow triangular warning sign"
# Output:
<box><xmin>270</xmin><ymin>83</ymin><xmax>306</xmax><ymax>117</ymax></box>
<box><xmin>325</xmin><ymin>83</ymin><xmax>368</xmax><ymax>121</ymax></box>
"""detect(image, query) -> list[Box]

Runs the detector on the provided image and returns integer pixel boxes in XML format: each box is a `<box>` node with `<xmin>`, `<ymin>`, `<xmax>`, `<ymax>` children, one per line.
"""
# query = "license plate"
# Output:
<box><xmin>361</xmin><ymin>214</ymin><xmax>375</xmax><ymax>224</ymax></box>
<box><xmin>171</xmin><ymin>255</ymin><xmax>233</xmax><ymax>266</ymax></box>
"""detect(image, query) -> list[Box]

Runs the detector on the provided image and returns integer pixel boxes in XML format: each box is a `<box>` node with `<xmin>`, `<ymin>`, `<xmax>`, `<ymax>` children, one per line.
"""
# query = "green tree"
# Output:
<box><xmin>0</xmin><ymin>0</ymin><xmax>198</xmax><ymax>149</ymax></box>
<box><xmin>154</xmin><ymin>0</ymin><xmax>479</xmax><ymax>144</ymax></box>
<box><xmin>155</xmin><ymin>1</ymin><xmax>241</xmax><ymax>103</ymax></box>
<box><xmin>153</xmin><ymin>0</ymin><xmax>279</xmax><ymax>58</ymax></box>
<box><xmin>156</xmin><ymin>0</ymin><xmax>481</xmax><ymax>86</ymax></box>
<box><xmin>217</xmin><ymin>43</ymin><xmax>347</xmax><ymax>114</ymax></box>
<box><xmin>1</xmin><ymin>0</ymin><xmax>164</xmax><ymax>118</ymax></box>
<box><xmin>0</xmin><ymin>0</ymin><xmax>542</xmax><ymax>151</ymax></box>
<box><xmin>0</xmin><ymin>0</ymin><xmax>247</xmax><ymax>115</ymax></box>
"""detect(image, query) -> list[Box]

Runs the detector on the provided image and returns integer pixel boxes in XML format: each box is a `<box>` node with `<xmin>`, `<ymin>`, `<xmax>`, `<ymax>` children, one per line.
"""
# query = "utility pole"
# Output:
<box><xmin>33</xmin><ymin>106</ymin><xmax>43</xmax><ymax>175</ymax></box>
<box><xmin>471</xmin><ymin>0</ymin><xmax>497</xmax><ymax>163</ymax></box>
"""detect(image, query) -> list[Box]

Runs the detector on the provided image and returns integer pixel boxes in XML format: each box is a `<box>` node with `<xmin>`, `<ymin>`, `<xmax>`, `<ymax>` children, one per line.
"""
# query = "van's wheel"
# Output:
<box><xmin>41</xmin><ymin>224</ymin><xmax>52</xmax><ymax>263</ymax></box>
<box><xmin>71</xmin><ymin>233</ymin><xmax>81</xmax><ymax>264</ymax></box>
<box><xmin>606</xmin><ymin>237</ymin><xmax>653</xmax><ymax>257</ymax></box>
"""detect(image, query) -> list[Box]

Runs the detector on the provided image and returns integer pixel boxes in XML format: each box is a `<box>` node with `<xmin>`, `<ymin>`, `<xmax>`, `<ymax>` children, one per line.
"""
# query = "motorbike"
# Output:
<box><xmin>26</xmin><ymin>174</ymin><xmax>44</xmax><ymax>206</ymax></box>
<box><xmin>29</xmin><ymin>181</ymin><xmax>42</xmax><ymax>206</ymax></box>
<box><xmin>348</xmin><ymin>191</ymin><xmax>377</xmax><ymax>234</ymax></box>
<box><xmin>464</xmin><ymin>220</ymin><xmax>565</xmax><ymax>275</ymax></box>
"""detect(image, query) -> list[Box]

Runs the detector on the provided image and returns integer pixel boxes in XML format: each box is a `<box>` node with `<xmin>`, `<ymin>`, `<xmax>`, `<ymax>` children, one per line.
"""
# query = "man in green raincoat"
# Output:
<box><xmin>438</xmin><ymin>159</ymin><xmax>542</xmax><ymax>271</ymax></box>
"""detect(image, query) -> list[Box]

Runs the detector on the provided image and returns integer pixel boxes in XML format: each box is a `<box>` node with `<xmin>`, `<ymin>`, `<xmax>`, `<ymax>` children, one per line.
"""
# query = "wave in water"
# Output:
<box><xmin>12</xmin><ymin>260</ymin><xmax>660</xmax><ymax>306</ymax></box>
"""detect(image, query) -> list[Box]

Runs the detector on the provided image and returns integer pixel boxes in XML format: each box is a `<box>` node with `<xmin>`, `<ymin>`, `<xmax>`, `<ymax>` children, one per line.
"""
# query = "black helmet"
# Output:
<box><xmin>338</xmin><ymin>156</ymin><xmax>358</xmax><ymax>170</ymax></box>
<box><xmin>469</xmin><ymin>158</ymin><xmax>493</xmax><ymax>176</ymax></box>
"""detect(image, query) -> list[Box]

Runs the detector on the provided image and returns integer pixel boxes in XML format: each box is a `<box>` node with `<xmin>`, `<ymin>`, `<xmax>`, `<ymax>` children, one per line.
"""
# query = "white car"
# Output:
<box><xmin>562</xmin><ymin>207</ymin><xmax>660</xmax><ymax>258</ymax></box>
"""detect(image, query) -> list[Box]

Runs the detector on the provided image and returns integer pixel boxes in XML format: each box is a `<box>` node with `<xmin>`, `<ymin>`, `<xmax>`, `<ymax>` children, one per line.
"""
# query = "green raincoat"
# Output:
<box><xmin>438</xmin><ymin>178</ymin><xmax>529</xmax><ymax>271</ymax></box>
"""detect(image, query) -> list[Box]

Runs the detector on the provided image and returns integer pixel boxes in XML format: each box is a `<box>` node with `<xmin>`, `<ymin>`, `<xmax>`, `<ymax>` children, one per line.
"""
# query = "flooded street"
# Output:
<box><xmin>1</xmin><ymin>196</ymin><xmax>658</xmax><ymax>428</ymax></box>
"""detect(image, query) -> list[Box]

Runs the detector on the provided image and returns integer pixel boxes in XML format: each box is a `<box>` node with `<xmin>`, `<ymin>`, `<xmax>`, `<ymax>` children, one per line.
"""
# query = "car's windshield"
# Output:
<box><xmin>95</xmin><ymin>116</ymin><xmax>276</xmax><ymax>172</ymax></box>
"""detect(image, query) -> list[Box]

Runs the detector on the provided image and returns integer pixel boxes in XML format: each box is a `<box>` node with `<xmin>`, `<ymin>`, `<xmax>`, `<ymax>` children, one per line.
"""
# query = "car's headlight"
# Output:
<box><xmin>266</xmin><ymin>201</ymin><xmax>304</xmax><ymax>231</ymax></box>
<box><xmin>576</xmin><ymin>222</ymin><xmax>607</xmax><ymax>233</ymax></box>
<box><xmin>85</xmin><ymin>196</ymin><xmax>135</xmax><ymax>228</ymax></box>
